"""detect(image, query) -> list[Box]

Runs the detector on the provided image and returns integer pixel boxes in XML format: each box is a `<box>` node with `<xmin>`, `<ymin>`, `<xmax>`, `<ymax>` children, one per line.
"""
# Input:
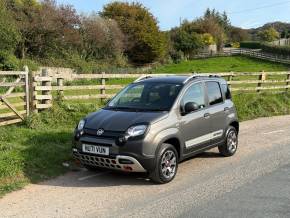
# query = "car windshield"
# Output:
<box><xmin>106</xmin><ymin>82</ymin><xmax>183</xmax><ymax>111</ymax></box>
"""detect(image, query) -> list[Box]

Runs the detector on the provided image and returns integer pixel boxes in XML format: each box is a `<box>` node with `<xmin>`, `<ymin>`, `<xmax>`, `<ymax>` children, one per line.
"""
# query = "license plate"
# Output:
<box><xmin>82</xmin><ymin>144</ymin><xmax>109</xmax><ymax>156</ymax></box>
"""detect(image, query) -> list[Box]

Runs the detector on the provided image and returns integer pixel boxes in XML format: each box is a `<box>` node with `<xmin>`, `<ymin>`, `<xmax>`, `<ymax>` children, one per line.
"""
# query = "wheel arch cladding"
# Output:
<box><xmin>230</xmin><ymin>121</ymin><xmax>239</xmax><ymax>133</ymax></box>
<box><xmin>163</xmin><ymin>138</ymin><xmax>181</xmax><ymax>159</ymax></box>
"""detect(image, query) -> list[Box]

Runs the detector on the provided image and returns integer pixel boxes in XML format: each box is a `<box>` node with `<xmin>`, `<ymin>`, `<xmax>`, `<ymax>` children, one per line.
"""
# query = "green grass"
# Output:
<box><xmin>154</xmin><ymin>56</ymin><xmax>290</xmax><ymax>73</ymax></box>
<box><xmin>1</xmin><ymin>92</ymin><xmax>290</xmax><ymax>197</ymax></box>
<box><xmin>0</xmin><ymin>103</ymin><xmax>100</xmax><ymax>197</ymax></box>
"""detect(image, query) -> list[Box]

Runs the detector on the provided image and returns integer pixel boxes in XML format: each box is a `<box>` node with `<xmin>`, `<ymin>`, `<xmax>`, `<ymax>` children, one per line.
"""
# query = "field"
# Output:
<box><xmin>154</xmin><ymin>56</ymin><xmax>289</xmax><ymax>73</ymax></box>
<box><xmin>1</xmin><ymin>56</ymin><xmax>290</xmax><ymax>197</ymax></box>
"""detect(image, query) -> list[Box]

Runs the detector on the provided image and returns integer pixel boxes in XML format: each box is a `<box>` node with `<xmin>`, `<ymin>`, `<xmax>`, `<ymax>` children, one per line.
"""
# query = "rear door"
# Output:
<box><xmin>178</xmin><ymin>82</ymin><xmax>212</xmax><ymax>154</ymax></box>
<box><xmin>205</xmin><ymin>81</ymin><xmax>227</xmax><ymax>144</ymax></box>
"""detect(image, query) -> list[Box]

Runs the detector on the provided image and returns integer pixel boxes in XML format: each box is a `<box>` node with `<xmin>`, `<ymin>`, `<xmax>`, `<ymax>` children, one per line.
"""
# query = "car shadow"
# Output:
<box><xmin>22</xmin><ymin>130</ymin><xmax>223</xmax><ymax>189</ymax></box>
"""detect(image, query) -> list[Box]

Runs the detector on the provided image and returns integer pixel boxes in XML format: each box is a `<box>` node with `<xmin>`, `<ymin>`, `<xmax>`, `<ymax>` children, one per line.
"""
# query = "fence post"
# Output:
<box><xmin>286</xmin><ymin>72</ymin><xmax>290</xmax><ymax>92</ymax></box>
<box><xmin>257</xmin><ymin>71</ymin><xmax>266</xmax><ymax>92</ymax></box>
<box><xmin>57</xmin><ymin>77</ymin><xmax>64</xmax><ymax>100</ymax></box>
<box><xmin>100</xmin><ymin>72</ymin><xmax>106</xmax><ymax>102</ymax></box>
<box><xmin>23</xmin><ymin>66</ymin><xmax>30</xmax><ymax>117</ymax></box>
<box><xmin>29</xmin><ymin>71</ymin><xmax>38</xmax><ymax>113</ymax></box>
<box><xmin>42</xmin><ymin>69</ymin><xmax>51</xmax><ymax>108</ymax></box>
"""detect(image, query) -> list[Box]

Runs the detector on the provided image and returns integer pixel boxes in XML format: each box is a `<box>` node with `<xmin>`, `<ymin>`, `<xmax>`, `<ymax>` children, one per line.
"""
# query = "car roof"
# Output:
<box><xmin>136</xmin><ymin>76</ymin><xmax>188</xmax><ymax>84</ymax></box>
<box><xmin>134</xmin><ymin>75</ymin><xmax>226</xmax><ymax>84</ymax></box>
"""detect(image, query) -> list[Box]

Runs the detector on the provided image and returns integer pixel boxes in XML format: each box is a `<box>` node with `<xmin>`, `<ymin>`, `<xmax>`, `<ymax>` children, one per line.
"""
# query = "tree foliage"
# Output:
<box><xmin>170</xmin><ymin>27</ymin><xmax>204</xmax><ymax>58</ymax></box>
<box><xmin>0</xmin><ymin>1</ymin><xmax>21</xmax><ymax>52</ymax></box>
<box><xmin>229</xmin><ymin>27</ymin><xmax>249</xmax><ymax>43</ymax></box>
<box><xmin>101</xmin><ymin>2</ymin><xmax>166</xmax><ymax>64</ymax></box>
<box><xmin>0</xmin><ymin>1</ymin><xmax>283</xmax><ymax>70</ymax></box>
<box><xmin>80</xmin><ymin>14</ymin><xmax>124</xmax><ymax>60</ymax></box>
<box><xmin>0</xmin><ymin>0</ymin><xmax>126</xmax><ymax>70</ymax></box>
<box><xmin>258</xmin><ymin>27</ymin><xmax>280</xmax><ymax>42</ymax></box>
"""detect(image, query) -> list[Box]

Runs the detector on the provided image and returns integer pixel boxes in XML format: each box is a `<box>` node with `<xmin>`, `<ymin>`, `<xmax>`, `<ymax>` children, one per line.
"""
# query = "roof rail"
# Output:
<box><xmin>134</xmin><ymin>75</ymin><xmax>153</xmax><ymax>83</ymax></box>
<box><xmin>183</xmin><ymin>72</ymin><xmax>221</xmax><ymax>84</ymax></box>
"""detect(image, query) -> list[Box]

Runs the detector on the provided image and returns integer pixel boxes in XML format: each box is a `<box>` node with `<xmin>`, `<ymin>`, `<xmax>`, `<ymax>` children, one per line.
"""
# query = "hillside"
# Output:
<box><xmin>248</xmin><ymin>21</ymin><xmax>290</xmax><ymax>39</ymax></box>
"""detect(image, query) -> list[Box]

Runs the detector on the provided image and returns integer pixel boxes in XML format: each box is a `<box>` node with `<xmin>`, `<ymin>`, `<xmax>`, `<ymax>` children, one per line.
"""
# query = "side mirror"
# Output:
<box><xmin>184</xmin><ymin>102</ymin><xmax>199</xmax><ymax>114</ymax></box>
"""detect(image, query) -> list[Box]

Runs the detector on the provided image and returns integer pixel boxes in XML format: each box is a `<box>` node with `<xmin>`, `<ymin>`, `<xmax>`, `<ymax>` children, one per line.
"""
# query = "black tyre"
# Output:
<box><xmin>149</xmin><ymin>143</ymin><xmax>178</xmax><ymax>184</ymax></box>
<box><xmin>218</xmin><ymin>126</ymin><xmax>238</xmax><ymax>157</ymax></box>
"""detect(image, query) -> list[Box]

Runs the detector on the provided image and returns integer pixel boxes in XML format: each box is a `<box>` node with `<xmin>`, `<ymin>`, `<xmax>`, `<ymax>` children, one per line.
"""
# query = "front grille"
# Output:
<box><xmin>83</xmin><ymin>128</ymin><xmax>124</xmax><ymax>139</ymax></box>
<box><xmin>74</xmin><ymin>153</ymin><xmax>122</xmax><ymax>170</ymax></box>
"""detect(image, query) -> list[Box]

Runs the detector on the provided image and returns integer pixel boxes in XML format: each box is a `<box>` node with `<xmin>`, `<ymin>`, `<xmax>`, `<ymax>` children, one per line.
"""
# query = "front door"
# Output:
<box><xmin>178</xmin><ymin>82</ymin><xmax>212</xmax><ymax>154</ymax></box>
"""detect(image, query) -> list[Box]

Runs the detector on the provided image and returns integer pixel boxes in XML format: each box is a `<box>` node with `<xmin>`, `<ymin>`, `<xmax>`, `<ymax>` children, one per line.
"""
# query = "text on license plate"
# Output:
<box><xmin>82</xmin><ymin>144</ymin><xmax>109</xmax><ymax>155</ymax></box>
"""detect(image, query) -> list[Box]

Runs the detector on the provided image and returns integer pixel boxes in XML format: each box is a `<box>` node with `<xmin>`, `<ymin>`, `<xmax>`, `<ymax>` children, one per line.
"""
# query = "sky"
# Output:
<box><xmin>57</xmin><ymin>0</ymin><xmax>290</xmax><ymax>30</ymax></box>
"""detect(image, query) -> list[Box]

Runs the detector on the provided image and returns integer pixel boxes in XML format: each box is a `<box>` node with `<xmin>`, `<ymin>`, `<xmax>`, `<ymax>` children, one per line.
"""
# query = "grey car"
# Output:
<box><xmin>73</xmin><ymin>74</ymin><xmax>239</xmax><ymax>183</ymax></box>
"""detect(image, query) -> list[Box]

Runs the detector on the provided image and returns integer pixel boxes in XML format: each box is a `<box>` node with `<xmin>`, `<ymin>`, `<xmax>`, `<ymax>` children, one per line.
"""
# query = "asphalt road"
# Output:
<box><xmin>0</xmin><ymin>115</ymin><xmax>290</xmax><ymax>218</ymax></box>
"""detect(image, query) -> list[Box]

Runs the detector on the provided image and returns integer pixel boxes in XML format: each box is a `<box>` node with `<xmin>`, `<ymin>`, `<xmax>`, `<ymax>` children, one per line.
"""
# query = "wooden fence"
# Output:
<box><xmin>195</xmin><ymin>48</ymin><xmax>290</xmax><ymax>65</ymax></box>
<box><xmin>1</xmin><ymin>69</ymin><xmax>290</xmax><ymax>126</ymax></box>
<box><xmin>32</xmin><ymin>71</ymin><xmax>290</xmax><ymax>105</ymax></box>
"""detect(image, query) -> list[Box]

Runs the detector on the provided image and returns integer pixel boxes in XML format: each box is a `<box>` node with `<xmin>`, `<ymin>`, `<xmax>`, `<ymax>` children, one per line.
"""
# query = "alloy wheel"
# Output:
<box><xmin>160</xmin><ymin>150</ymin><xmax>177</xmax><ymax>180</ymax></box>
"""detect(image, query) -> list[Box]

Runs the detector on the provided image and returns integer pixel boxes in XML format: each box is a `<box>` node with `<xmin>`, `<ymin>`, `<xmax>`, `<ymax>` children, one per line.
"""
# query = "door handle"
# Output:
<box><xmin>204</xmin><ymin>113</ymin><xmax>210</xmax><ymax>119</ymax></box>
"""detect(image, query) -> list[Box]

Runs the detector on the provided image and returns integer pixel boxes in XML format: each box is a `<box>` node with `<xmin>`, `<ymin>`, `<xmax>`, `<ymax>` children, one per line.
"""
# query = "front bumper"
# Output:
<box><xmin>73</xmin><ymin>149</ymin><xmax>146</xmax><ymax>172</ymax></box>
<box><xmin>73</xmin><ymin>130</ymin><xmax>156</xmax><ymax>172</ymax></box>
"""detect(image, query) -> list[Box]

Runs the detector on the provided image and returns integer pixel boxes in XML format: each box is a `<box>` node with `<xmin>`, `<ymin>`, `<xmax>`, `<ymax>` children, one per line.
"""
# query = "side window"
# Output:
<box><xmin>206</xmin><ymin>82</ymin><xmax>223</xmax><ymax>106</ymax></box>
<box><xmin>222</xmin><ymin>84</ymin><xmax>232</xmax><ymax>100</ymax></box>
<box><xmin>181</xmin><ymin>83</ymin><xmax>205</xmax><ymax>109</ymax></box>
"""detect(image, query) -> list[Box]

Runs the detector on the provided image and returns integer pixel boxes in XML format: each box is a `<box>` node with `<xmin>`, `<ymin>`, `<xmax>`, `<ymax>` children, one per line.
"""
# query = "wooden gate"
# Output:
<box><xmin>0</xmin><ymin>67</ymin><xmax>29</xmax><ymax>126</ymax></box>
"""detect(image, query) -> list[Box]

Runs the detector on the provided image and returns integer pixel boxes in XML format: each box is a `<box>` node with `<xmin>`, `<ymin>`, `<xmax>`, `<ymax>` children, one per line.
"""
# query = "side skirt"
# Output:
<box><xmin>180</xmin><ymin>139</ymin><xmax>225</xmax><ymax>162</ymax></box>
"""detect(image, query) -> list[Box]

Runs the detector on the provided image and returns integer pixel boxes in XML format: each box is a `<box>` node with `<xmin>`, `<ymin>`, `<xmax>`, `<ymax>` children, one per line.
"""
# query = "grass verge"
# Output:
<box><xmin>0</xmin><ymin>102</ymin><xmax>100</xmax><ymax>197</ymax></box>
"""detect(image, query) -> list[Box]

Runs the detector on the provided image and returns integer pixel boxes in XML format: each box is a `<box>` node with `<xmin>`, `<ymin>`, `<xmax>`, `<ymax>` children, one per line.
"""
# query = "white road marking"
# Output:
<box><xmin>78</xmin><ymin>172</ymin><xmax>109</xmax><ymax>181</ymax></box>
<box><xmin>262</xmin><ymin>130</ymin><xmax>285</xmax><ymax>135</ymax></box>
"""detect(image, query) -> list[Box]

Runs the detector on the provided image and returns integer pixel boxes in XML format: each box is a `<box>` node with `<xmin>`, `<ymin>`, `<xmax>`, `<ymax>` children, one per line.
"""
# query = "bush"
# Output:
<box><xmin>0</xmin><ymin>51</ymin><xmax>19</xmax><ymax>70</ymax></box>
<box><xmin>18</xmin><ymin>59</ymin><xmax>39</xmax><ymax>71</ymax></box>
<box><xmin>170</xmin><ymin>50</ymin><xmax>185</xmax><ymax>63</ymax></box>
<box><xmin>240</xmin><ymin>41</ymin><xmax>262</xmax><ymax>49</ymax></box>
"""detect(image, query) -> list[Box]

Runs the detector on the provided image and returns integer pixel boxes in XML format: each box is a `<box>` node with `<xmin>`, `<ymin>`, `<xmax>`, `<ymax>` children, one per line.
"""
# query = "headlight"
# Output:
<box><xmin>77</xmin><ymin>119</ymin><xmax>86</xmax><ymax>131</ymax></box>
<box><xmin>126</xmin><ymin>125</ymin><xmax>147</xmax><ymax>138</ymax></box>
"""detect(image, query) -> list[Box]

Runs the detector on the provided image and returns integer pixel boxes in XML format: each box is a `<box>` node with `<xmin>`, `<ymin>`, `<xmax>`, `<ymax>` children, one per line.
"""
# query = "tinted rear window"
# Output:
<box><xmin>206</xmin><ymin>82</ymin><xmax>223</xmax><ymax>105</ymax></box>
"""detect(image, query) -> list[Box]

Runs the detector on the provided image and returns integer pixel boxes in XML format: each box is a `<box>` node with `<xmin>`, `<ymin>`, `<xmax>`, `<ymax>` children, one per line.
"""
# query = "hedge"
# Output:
<box><xmin>240</xmin><ymin>41</ymin><xmax>262</xmax><ymax>49</ymax></box>
<box><xmin>240</xmin><ymin>41</ymin><xmax>290</xmax><ymax>56</ymax></box>
<box><xmin>260</xmin><ymin>43</ymin><xmax>290</xmax><ymax>56</ymax></box>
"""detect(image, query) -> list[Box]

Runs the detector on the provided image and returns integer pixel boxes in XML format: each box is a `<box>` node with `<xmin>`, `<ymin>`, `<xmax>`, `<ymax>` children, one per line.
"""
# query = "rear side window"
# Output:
<box><xmin>206</xmin><ymin>82</ymin><xmax>223</xmax><ymax>105</ymax></box>
<box><xmin>222</xmin><ymin>84</ymin><xmax>232</xmax><ymax>100</ymax></box>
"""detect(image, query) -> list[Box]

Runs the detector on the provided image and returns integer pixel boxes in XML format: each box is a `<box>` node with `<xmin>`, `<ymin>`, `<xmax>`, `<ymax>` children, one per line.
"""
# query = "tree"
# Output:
<box><xmin>0</xmin><ymin>0</ymin><xmax>21</xmax><ymax>52</ymax></box>
<box><xmin>4</xmin><ymin>0</ymin><xmax>41</xmax><ymax>58</ymax></box>
<box><xmin>203</xmin><ymin>9</ymin><xmax>231</xmax><ymax>33</ymax></box>
<box><xmin>194</xmin><ymin>17</ymin><xmax>226</xmax><ymax>50</ymax></box>
<box><xmin>258</xmin><ymin>27</ymin><xmax>280</xmax><ymax>42</ymax></box>
<box><xmin>280</xmin><ymin>29</ymin><xmax>289</xmax><ymax>39</ymax></box>
<box><xmin>101</xmin><ymin>2</ymin><xmax>166</xmax><ymax>64</ymax></box>
<box><xmin>4</xmin><ymin>0</ymin><xmax>82</xmax><ymax>59</ymax></box>
<box><xmin>80</xmin><ymin>14</ymin><xmax>124</xmax><ymax>60</ymax></box>
<box><xmin>171</xmin><ymin>28</ymin><xmax>204</xmax><ymax>58</ymax></box>
<box><xmin>229</xmin><ymin>27</ymin><xmax>249</xmax><ymax>43</ymax></box>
